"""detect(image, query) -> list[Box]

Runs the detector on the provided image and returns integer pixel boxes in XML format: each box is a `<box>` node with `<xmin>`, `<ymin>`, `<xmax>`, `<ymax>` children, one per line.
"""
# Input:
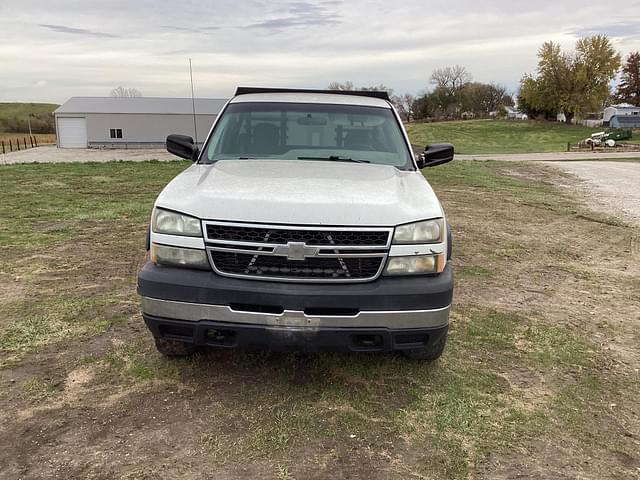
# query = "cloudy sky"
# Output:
<box><xmin>1</xmin><ymin>0</ymin><xmax>639</xmax><ymax>103</ymax></box>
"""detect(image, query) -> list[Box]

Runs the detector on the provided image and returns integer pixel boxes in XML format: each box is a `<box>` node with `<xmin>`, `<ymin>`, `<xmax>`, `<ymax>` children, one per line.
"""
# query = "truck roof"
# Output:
<box><xmin>230</xmin><ymin>87</ymin><xmax>392</xmax><ymax>108</ymax></box>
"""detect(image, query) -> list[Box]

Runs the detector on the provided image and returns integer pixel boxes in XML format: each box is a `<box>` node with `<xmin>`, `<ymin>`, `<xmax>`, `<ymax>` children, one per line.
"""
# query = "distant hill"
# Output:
<box><xmin>0</xmin><ymin>102</ymin><xmax>59</xmax><ymax>134</ymax></box>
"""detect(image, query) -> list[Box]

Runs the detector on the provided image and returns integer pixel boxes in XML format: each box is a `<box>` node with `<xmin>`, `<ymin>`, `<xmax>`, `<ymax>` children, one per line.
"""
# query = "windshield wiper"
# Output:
<box><xmin>297</xmin><ymin>156</ymin><xmax>370</xmax><ymax>163</ymax></box>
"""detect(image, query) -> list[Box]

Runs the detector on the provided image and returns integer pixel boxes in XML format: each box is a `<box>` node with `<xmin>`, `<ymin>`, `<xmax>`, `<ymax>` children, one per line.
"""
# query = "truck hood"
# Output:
<box><xmin>155</xmin><ymin>160</ymin><xmax>443</xmax><ymax>226</ymax></box>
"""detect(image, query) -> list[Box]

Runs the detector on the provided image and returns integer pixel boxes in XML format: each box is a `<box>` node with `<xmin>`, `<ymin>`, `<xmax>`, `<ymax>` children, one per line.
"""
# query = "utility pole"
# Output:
<box><xmin>189</xmin><ymin>58</ymin><xmax>198</xmax><ymax>145</ymax></box>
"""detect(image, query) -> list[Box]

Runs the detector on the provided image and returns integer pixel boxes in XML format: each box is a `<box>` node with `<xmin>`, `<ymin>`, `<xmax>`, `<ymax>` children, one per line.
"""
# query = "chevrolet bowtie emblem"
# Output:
<box><xmin>273</xmin><ymin>242</ymin><xmax>319</xmax><ymax>261</ymax></box>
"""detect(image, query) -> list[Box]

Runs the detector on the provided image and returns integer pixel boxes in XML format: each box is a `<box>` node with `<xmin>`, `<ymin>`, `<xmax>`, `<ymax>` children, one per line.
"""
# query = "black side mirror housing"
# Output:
<box><xmin>416</xmin><ymin>143</ymin><xmax>454</xmax><ymax>168</ymax></box>
<box><xmin>166</xmin><ymin>134</ymin><xmax>199</xmax><ymax>161</ymax></box>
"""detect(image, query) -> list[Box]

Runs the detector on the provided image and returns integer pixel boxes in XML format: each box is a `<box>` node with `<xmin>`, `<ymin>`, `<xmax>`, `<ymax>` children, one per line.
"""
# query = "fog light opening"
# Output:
<box><xmin>352</xmin><ymin>334</ymin><xmax>383</xmax><ymax>349</ymax></box>
<box><xmin>205</xmin><ymin>328</ymin><xmax>236</xmax><ymax>346</ymax></box>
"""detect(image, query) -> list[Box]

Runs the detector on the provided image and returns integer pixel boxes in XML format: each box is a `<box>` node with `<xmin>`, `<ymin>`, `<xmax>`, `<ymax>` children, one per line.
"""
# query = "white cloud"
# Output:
<box><xmin>0</xmin><ymin>0</ymin><xmax>638</xmax><ymax>102</ymax></box>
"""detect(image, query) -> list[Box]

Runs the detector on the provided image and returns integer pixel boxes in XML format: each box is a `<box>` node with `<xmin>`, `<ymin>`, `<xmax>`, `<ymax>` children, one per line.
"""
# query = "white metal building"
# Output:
<box><xmin>54</xmin><ymin>97</ymin><xmax>228</xmax><ymax>148</ymax></box>
<box><xmin>603</xmin><ymin>103</ymin><xmax>640</xmax><ymax>125</ymax></box>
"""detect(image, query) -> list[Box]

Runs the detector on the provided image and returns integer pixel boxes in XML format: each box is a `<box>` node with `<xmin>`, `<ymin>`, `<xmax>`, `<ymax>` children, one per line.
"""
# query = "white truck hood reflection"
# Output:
<box><xmin>155</xmin><ymin>159</ymin><xmax>443</xmax><ymax>226</ymax></box>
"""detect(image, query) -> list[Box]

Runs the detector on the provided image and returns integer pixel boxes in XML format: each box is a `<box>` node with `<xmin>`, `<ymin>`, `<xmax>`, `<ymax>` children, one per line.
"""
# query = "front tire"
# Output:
<box><xmin>154</xmin><ymin>337</ymin><xmax>196</xmax><ymax>356</ymax></box>
<box><xmin>401</xmin><ymin>330</ymin><xmax>447</xmax><ymax>361</ymax></box>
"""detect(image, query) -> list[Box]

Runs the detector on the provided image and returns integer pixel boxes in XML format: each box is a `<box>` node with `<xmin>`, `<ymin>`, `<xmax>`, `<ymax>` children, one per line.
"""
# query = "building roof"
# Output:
<box><xmin>229</xmin><ymin>92</ymin><xmax>391</xmax><ymax>108</ymax></box>
<box><xmin>611</xmin><ymin>115</ymin><xmax>640</xmax><ymax>125</ymax></box>
<box><xmin>607</xmin><ymin>103</ymin><xmax>640</xmax><ymax>110</ymax></box>
<box><xmin>55</xmin><ymin>97</ymin><xmax>228</xmax><ymax>115</ymax></box>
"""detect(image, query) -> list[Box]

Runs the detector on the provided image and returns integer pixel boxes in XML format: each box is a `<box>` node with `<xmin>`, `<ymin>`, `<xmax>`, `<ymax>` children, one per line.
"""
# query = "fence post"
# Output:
<box><xmin>1</xmin><ymin>140</ymin><xmax>4</xmax><ymax>154</ymax></box>
<box><xmin>34</xmin><ymin>136</ymin><xmax>38</xmax><ymax>147</ymax></box>
<box><xmin>30</xmin><ymin>136</ymin><xmax>34</xmax><ymax>148</ymax></box>
<box><xmin>23</xmin><ymin>137</ymin><xmax>27</xmax><ymax>149</ymax></box>
<box><xmin>9</xmin><ymin>139</ymin><xmax>12</xmax><ymax>152</ymax></box>
<box><xmin>16</xmin><ymin>138</ymin><xmax>20</xmax><ymax>151</ymax></box>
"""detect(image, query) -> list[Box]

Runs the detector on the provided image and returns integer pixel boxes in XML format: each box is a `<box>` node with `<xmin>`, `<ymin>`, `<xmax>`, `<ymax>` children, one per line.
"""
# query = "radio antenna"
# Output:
<box><xmin>189</xmin><ymin>58</ymin><xmax>198</xmax><ymax>145</ymax></box>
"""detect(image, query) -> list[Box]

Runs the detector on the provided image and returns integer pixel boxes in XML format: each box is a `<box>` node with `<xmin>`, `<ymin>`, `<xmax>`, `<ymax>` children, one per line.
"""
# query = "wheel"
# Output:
<box><xmin>154</xmin><ymin>337</ymin><xmax>196</xmax><ymax>356</ymax></box>
<box><xmin>401</xmin><ymin>330</ymin><xmax>448</xmax><ymax>361</ymax></box>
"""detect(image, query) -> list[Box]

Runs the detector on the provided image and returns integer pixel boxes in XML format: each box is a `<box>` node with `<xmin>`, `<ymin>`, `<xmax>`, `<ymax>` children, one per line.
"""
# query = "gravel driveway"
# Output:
<box><xmin>0</xmin><ymin>145</ymin><xmax>174</xmax><ymax>164</ymax></box>
<box><xmin>548</xmin><ymin>161</ymin><xmax>640</xmax><ymax>223</ymax></box>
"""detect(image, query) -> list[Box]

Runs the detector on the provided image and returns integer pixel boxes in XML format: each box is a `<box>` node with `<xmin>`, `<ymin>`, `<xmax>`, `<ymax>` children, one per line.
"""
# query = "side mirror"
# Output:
<box><xmin>416</xmin><ymin>143</ymin><xmax>454</xmax><ymax>168</ymax></box>
<box><xmin>166</xmin><ymin>134</ymin><xmax>199</xmax><ymax>161</ymax></box>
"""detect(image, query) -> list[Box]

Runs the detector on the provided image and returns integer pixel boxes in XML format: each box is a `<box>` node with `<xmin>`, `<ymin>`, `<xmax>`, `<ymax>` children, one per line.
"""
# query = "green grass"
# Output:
<box><xmin>405</xmin><ymin>119</ymin><xmax>629</xmax><ymax>154</ymax></box>
<box><xmin>0</xmin><ymin>102</ymin><xmax>59</xmax><ymax>146</ymax></box>
<box><xmin>0</xmin><ymin>102</ymin><xmax>58</xmax><ymax>119</ymax></box>
<box><xmin>0</xmin><ymin>296</ymin><xmax>126</xmax><ymax>367</ymax></box>
<box><xmin>0</xmin><ymin>160</ymin><xmax>190</xmax><ymax>249</ymax></box>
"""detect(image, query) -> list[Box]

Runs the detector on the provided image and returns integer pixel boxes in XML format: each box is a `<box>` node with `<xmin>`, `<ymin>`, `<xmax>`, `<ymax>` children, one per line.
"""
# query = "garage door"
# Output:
<box><xmin>58</xmin><ymin>117</ymin><xmax>87</xmax><ymax>148</ymax></box>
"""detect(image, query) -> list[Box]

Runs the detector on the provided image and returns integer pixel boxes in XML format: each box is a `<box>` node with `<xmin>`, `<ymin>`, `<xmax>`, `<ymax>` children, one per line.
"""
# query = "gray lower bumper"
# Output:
<box><xmin>141</xmin><ymin>296</ymin><xmax>450</xmax><ymax>330</ymax></box>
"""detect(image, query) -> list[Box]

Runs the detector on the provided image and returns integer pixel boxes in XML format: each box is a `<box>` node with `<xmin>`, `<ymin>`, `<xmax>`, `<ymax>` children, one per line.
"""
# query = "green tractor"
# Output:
<box><xmin>585</xmin><ymin>128</ymin><xmax>632</xmax><ymax>147</ymax></box>
<box><xmin>605</xmin><ymin>128</ymin><xmax>633</xmax><ymax>141</ymax></box>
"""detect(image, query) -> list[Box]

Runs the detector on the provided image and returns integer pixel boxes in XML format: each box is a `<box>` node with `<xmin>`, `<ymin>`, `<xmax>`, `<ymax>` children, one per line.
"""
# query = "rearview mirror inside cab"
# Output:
<box><xmin>416</xmin><ymin>143</ymin><xmax>454</xmax><ymax>168</ymax></box>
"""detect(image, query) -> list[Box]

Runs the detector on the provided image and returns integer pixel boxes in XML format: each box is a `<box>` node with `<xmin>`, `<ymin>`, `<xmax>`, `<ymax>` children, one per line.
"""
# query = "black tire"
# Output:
<box><xmin>401</xmin><ymin>331</ymin><xmax>448</xmax><ymax>361</ymax></box>
<box><xmin>154</xmin><ymin>337</ymin><xmax>196</xmax><ymax>356</ymax></box>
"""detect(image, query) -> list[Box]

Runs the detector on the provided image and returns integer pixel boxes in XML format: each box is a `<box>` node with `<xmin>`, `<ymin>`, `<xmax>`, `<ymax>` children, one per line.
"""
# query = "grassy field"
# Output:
<box><xmin>0</xmin><ymin>160</ymin><xmax>638</xmax><ymax>478</ymax></box>
<box><xmin>406</xmin><ymin>119</ymin><xmax>640</xmax><ymax>154</ymax></box>
<box><xmin>0</xmin><ymin>102</ymin><xmax>58</xmax><ymax>146</ymax></box>
<box><xmin>0</xmin><ymin>102</ymin><xmax>58</xmax><ymax>118</ymax></box>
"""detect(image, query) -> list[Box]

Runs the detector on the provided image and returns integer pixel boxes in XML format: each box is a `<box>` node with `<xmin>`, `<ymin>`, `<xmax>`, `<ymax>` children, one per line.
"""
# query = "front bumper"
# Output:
<box><xmin>143</xmin><ymin>313</ymin><xmax>449</xmax><ymax>353</ymax></box>
<box><xmin>137</xmin><ymin>262</ymin><xmax>453</xmax><ymax>353</ymax></box>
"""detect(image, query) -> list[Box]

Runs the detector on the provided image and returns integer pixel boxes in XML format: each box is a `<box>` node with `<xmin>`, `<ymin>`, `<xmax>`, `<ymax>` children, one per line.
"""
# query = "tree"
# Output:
<box><xmin>427</xmin><ymin>65</ymin><xmax>472</xmax><ymax>118</ymax></box>
<box><xmin>391</xmin><ymin>93</ymin><xmax>415</xmax><ymax>121</ymax></box>
<box><xmin>327</xmin><ymin>81</ymin><xmax>355</xmax><ymax>91</ymax></box>
<box><xmin>110</xmin><ymin>86</ymin><xmax>143</xmax><ymax>97</ymax></box>
<box><xmin>411</xmin><ymin>94</ymin><xmax>436</xmax><ymax>120</ymax></box>
<box><xmin>518</xmin><ymin>36</ymin><xmax>620</xmax><ymax>122</ymax></box>
<box><xmin>327</xmin><ymin>81</ymin><xmax>393</xmax><ymax>96</ymax></box>
<box><xmin>430</xmin><ymin>65</ymin><xmax>472</xmax><ymax>96</ymax></box>
<box><xmin>517</xmin><ymin>74</ymin><xmax>557</xmax><ymax>119</ymax></box>
<box><xmin>616</xmin><ymin>52</ymin><xmax>640</xmax><ymax>105</ymax></box>
<box><xmin>459</xmin><ymin>82</ymin><xmax>512</xmax><ymax>116</ymax></box>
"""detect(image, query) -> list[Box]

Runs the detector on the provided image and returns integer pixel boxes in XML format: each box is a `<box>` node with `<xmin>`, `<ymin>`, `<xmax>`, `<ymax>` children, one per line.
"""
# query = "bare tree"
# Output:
<box><xmin>430</xmin><ymin>65</ymin><xmax>472</xmax><ymax>96</ymax></box>
<box><xmin>110</xmin><ymin>86</ymin><xmax>143</xmax><ymax>97</ymax></box>
<box><xmin>391</xmin><ymin>93</ymin><xmax>416</xmax><ymax>121</ymax></box>
<box><xmin>327</xmin><ymin>82</ymin><xmax>393</xmax><ymax>96</ymax></box>
<box><xmin>327</xmin><ymin>81</ymin><xmax>355</xmax><ymax>91</ymax></box>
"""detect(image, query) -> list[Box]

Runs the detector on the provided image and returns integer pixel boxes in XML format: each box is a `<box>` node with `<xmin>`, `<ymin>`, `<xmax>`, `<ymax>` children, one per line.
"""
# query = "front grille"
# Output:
<box><xmin>204</xmin><ymin>221</ymin><xmax>392</xmax><ymax>283</ymax></box>
<box><xmin>210</xmin><ymin>252</ymin><xmax>383</xmax><ymax>280</ymax></box>
<box><xmin>206</xmin><ymin>224</ymin><xmax>389</xmax><ymax>246</ymax></box>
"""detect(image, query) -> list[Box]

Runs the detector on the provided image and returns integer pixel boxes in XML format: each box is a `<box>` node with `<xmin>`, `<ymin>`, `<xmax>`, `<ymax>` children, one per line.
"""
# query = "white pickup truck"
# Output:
<box><xmin>137</xmin><ymin>87</ymin><xmax>454</xmax><ymax>360</ymax></box>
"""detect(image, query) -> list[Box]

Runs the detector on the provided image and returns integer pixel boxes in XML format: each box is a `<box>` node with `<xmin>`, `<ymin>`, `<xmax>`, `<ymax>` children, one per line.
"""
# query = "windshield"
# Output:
<box><xmin>202</xmin><ymin>102</ymin><xmax>413</xmax><ymax>169</ymax></box>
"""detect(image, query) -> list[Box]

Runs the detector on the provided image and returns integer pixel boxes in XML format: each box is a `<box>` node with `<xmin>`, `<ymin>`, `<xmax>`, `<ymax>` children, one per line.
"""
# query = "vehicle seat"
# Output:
<box><xmin>344</xmin><ymin>130</ymin><xmax>372</xmax><ymax>150</ymax></box>
<box><xmin>251</xmin><ymin>123</ymin><xmax>280</xmax><ymax>154</ymax></box>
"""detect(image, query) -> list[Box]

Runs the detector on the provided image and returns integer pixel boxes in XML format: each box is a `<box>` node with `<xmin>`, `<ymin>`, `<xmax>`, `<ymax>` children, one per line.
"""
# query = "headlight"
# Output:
<box><xmin>150</xmin><ymin>243</ymin><xmax>210</xmax><ymax>270</ymax></box>
<box><xmin>152</xmin><ymin>208</ymin><xmax>202</xmax><ymax>237</ymax></box>
<box><xmin>384</xmin><ymin>253</ymin><xmax>444</xmax><ymax>275</ymax></box>
<box><xmin>393</xmin><ymin>219</ymin><xmax>443</xmax><ymax>244</ymax></box>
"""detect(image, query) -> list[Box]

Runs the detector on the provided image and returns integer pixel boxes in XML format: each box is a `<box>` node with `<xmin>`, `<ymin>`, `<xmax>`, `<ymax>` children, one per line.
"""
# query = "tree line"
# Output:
<box><xmin>517</xmin><ymin>35</ymin><xmax>621</xmax><ymax>122</ymax></box>
<box><xmin>0</xmin><ymin>112</ymin><xmax>55</xmax><ymax>134</ymax></box>
<box><xmin>331</xmin><ymin>35</ymin><xmax>640</xmax><ymax>123</ymax></box>
<box><xmin>329</xmin><ymin>71</ymin><xmax>513</xmax><ymax>122</ymax></box>
<box><xmin>513</xmin><ymin>36</ymin><xmax>639</xmax><ymax>121</ymax></box>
